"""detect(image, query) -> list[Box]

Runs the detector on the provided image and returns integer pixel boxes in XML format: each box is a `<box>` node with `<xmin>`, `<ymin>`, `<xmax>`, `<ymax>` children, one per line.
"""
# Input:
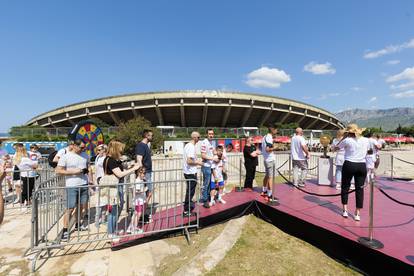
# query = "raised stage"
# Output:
<box><xmin>112</xmin><ymin>177</ymin><xmax>414</xmax><ymax>275</ymax></box>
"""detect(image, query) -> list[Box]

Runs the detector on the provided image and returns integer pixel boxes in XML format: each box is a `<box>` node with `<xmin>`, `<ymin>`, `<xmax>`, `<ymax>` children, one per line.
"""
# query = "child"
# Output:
<box><xmin>366</xmin><ymin>148</ymin><xmax>376</xmax><ymax>185</ymax></box>
<box><xmin>127</xmin><ymin>167</ymin><xmax>146</xmax><ymax>234</ymax></box>
<box><xmin>210</xmin><ymin>145</ymin><xmax>226</xmax><ymax>206</ymax></box>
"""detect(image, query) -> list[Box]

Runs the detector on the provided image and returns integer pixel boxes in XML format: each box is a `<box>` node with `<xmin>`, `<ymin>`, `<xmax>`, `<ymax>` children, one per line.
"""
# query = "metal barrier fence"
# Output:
<box><xmin>28</xmin><ymin>174</ymin><xmax>200</xmax><ymax>271</ymax></box>
<box><xmin>2</xmin><ymin>168</ymin><xmax>55</xmax><ymax>210</ymax></box>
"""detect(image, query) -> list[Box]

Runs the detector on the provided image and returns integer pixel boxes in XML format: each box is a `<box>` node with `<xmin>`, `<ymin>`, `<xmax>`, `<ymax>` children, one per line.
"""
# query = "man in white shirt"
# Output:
<box><xmin>183</xmin><ymin>132</ymin><xmax>203</xmax><ymax>216</ymax></box>
<box><xmin>200</xmin><ymin>129</ymin><xmax>217</xmax><ymax>208</ymax></box>
<box><xmin>291</xmin><ymin>128</ymin><xmax>310</xmax><ymax>187</ymax></box>
<box><xmin>56</xmin><ymin>140</ymin><xmax>90</xmax><ymax>240</ymax></box>
<box><xmin>261</xmin><ymin>124</ymin><xmax>278</xmax><ymax>201</ymax></box>
<box><xmin>53</xmin><ymin>141</ymin><xmax>74</xmax><ymax>164</ymax></box>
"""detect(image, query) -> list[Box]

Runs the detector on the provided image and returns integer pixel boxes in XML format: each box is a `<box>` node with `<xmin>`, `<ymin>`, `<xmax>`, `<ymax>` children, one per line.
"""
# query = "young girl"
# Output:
<box><xmin>127</xmin><ymin>167</ymin><xmax>146</xmax><ymax>234</ymax></box>
<box><xmin>210</xmin><ymin>145</ymin><xmax>226</xmax><ymax>206</ymax></box>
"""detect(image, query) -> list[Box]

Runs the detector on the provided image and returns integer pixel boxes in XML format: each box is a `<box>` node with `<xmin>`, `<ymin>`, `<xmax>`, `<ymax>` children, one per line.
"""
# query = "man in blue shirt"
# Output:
<box><xmin>135</xmin><ymin>129</ymin><xmax>153</xmax><ymax>203</ymax></box>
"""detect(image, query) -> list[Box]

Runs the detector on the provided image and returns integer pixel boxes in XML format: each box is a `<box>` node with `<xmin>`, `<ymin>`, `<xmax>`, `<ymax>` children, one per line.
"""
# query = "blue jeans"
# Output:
<box><xmin>335</xmin><ymin>165</ymin><xmax>343</xmax><ymax>184</ymax></box>
<box><xmin>118</xmin><ymin>184</ymin><xmax>124</xmax><ymax>212</ymax></box>
<box><xmin>202</xmin><ymin>166</ymin><xmax>212</xmax><ymax>202</ymax></box>
<box><xmin>145</xmin><ymin>171</ymin><xmax>153</xmax><ymax>192</ymax></box>
<box><xmin>107</xmin><ymin>204</ymin><xmax>119</xmax><ymax>234</ymax></box>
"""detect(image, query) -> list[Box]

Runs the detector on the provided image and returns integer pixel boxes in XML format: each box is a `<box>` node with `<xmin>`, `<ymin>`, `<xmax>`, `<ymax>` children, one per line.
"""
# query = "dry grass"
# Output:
<box><xmin>206</xmin><ymin>215</ymin><xmax>360</xmax><ymax>276</ymax></box>
<box><xmin>156</xmin><ymin>222</ymin><xmax>227</xmax><ymax>276</ymax></box>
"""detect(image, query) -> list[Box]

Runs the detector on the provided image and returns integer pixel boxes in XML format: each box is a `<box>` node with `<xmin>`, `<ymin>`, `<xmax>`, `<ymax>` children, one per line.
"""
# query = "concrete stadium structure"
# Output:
<box><xmin>26</xmin><ymin>90</ymin><xmax>344</xmax><ymax>129</ymax></box>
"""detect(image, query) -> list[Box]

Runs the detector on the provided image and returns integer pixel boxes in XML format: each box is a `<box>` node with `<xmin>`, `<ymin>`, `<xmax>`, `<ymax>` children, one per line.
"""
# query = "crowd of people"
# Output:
<box><xmin>0</xmin><ymin>122</ymin><xmax>385</xmax><ymax>233</ymax></box>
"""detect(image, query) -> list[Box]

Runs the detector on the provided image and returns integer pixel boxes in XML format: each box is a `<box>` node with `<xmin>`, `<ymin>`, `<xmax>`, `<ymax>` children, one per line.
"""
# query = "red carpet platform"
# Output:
<box><xmin>112</xmin><ymin>177</ymin><xmax>414</xmax><ymax>274</ymax></box>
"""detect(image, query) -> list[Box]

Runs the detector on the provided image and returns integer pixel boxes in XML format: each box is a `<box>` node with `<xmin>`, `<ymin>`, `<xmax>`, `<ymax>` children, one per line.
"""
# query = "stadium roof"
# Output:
<box><xmin>26</xmin><ymin>90</ymin><xmax>344</xmax><ymax>130</ymax></box>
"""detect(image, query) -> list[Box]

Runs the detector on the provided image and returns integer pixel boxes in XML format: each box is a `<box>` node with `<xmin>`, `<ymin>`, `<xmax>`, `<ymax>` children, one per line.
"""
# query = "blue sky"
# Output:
<box><xmin>1</xmin><ymin>0</ymin><xmax>414</xmax><ymax>132</ymax></box>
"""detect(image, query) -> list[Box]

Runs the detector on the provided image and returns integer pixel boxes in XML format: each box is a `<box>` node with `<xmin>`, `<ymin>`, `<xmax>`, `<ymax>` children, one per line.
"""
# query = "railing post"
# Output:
<box><xmin>236</xmin><ymin>157</ymin><xmax>243</xmax><ymax>192</ymax></box>
<box><xmin>390</xmin><ymin>154</ymin><xmax>394</xmax><ymax>180</ymax></box>
<box><xmin>358</xmin><ymin>173</ymin><xmax>384</xmax><ymax>249</ymax></box>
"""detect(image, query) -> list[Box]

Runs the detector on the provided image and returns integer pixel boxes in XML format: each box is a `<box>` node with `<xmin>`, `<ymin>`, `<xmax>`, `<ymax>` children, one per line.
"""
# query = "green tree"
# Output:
<box><xmin>115</xmin><ymin>116</ymin><xmax>164</xmax><ymax>158</ymax></box>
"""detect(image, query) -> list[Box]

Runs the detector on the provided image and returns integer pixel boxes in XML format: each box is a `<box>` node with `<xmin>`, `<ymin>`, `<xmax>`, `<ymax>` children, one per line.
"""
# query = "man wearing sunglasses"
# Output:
<box><xmin>56</xmin><ymin>139</ymin><xmax>91</xmax><ymax>240</ymax></box>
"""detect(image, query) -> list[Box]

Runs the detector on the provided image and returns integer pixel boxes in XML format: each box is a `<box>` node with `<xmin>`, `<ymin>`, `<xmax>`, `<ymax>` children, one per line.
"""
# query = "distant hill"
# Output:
<box><xmin>335</xmin><ymin>108</ymin><xmax>414</xmax><ymax>131</ymax></box>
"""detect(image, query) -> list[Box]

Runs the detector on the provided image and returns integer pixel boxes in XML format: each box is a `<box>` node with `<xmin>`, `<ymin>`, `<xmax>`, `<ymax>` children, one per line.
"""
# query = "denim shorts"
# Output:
<box><xmin>66</xmin><ymin>186</ymin><xmax>89</xmax><ymax>209</ymax></box>
<box><xmin>210</xmin><ymin>181</ymin><xmax>224</xmax><ymax>189</ymax></box>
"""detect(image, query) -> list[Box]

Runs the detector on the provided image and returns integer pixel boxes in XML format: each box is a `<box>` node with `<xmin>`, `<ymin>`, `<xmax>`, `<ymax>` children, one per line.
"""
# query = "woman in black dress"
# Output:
<box><xmin>243</xmin><ymin>136</ymin><xmax>260</xmax><ymax>190</ymax></box>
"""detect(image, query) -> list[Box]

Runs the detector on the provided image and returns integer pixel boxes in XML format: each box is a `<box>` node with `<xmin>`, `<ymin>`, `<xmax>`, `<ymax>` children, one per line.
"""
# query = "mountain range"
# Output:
<box><xmin>335</xmin><ymin>108</ymin><xmax>414</xmax><ymax>131</ymax></box>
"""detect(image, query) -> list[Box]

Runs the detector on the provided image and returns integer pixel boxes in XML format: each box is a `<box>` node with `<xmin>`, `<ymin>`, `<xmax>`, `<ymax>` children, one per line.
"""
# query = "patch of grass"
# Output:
<box><xmin>206</xmin><ymin>215</ymin><xmax>360</xmax><ymax>276</ymax></box>
<box><xmin>226</xmin><ymin>173</ymin><xmax>287</xmax><ymax>192</ymax></box>
<box><xmin>156</xmin><ymin>222</ymin><xmax>227</xmax><ymax>276</ymax></box>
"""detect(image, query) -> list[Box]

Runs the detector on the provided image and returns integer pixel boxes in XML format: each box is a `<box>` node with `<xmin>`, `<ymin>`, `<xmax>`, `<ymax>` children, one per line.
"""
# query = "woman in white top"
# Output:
<box><xmin>13</xmin><ymin>144</ymin><xmax>38</xmax><ymax>205</ymax></box>
<box><xmin>336</xmin><ymin>124</ymin><xmax>370</xmax><ymax>221</ymax></box>
<box><xmin>331</xmin><ymin>129</ymin><xmax>345</xmax><ymax>189</ymax></box>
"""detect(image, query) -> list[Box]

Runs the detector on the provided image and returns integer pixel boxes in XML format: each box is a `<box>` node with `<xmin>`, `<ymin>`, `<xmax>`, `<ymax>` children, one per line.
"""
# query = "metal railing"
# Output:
<box><xmin>29</xmin><ymin>175</ymin><xmax>200</xmax><ymax>271</ymax></box>
<box><xmin>2</xmin><ymin>168</ymin><xmax>55</xmax><ymax>211</ymax></box>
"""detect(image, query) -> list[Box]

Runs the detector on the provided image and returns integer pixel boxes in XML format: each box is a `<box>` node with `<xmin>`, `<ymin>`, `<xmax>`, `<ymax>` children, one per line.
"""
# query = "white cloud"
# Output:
<box><xmin>390</xmin><ymin>81</ymin><xmax>414</xmax><ymax>90</ymax></box>
<box><xmin>386</xmin><ymin>60</ymin><xmax>400</xmax><ymax>65</ymax></box>
<box><xmin>364</xmin><ymin>38</ymin><xmax>414</xmax><ymax>59</ymax></box>
<box><xmin>391</xmin><ymin>90</ymin><xmax>414</xmax><ymax>98</ymax></box>
<box><xmin>386</xmin><ymin>67</ymin><xmax>414</xmax><ymax>83</ymax></box>
<box><xmin>303</xmin><ymin>62</ymin><xmax>336</xmax><ymax>75</ymax></box>
<box><xmin>245</xmin><ymin>66</ymin><xmax>291</xmax><ymax>89</ymax></box>
<box><xmin>351</xmin><ymin>86</ymin><xmax>362</xmax><ymax>91</ymax></box>
<box><xmin>368</xmin><ymin>97</ymin><xmax>377</xmax><ymax>103</ymax></box>
<box><xmin>319</xmin><ymin>92</ymin><xmax>341</xmax><ymax>100</ymax></box>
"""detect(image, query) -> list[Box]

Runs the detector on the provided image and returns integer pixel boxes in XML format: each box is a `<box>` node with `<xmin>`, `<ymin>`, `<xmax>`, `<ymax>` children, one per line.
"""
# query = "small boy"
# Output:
<box><xmin>366</xmin><ymin>149</ymin><xmax>376</xmax><ymax>185</ymax></box>
<box><xmin>209</xmin><ymin>145</ymin><xmax>226</xmax><ymax>206</ymax></box>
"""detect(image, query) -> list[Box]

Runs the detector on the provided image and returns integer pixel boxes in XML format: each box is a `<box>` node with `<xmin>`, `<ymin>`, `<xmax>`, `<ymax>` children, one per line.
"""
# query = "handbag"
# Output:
<box><xmin>99</xmin><ymin>157</ymin><xmax>120</xmax><ymax>206</ymax></box>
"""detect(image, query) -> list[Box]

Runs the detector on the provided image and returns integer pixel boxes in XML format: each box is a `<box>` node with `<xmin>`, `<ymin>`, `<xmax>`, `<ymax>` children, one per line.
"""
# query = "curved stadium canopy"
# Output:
<box><xmin>26</xmin><ymin>90</ymin><xmax>344</xmax><ymax>130</ymax></box>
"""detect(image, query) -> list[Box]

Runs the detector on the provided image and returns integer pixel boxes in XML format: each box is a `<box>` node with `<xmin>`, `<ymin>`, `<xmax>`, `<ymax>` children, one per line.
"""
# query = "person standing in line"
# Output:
<box><xmin>16</xmin><ymin>145</ymin><xmax>38</xmax><ymax>208</ymax></box>
<box><xmin>336</xmin><ymin>124</ymin><xmax>370</xmax><ymax>221</ymax></box>
<box><xmin>209</xmin><ymin>145</ymin><xmax>226</xmax><ymax>205</ymax></box>
<box><xmin>94</xmin><ymin>144</ymin><xmax>108</xmax><ymax>226</ymax></box>
<box><xmin>375</xmin><ymin>134</ymin><xmax>386</xmax><ymax>169</ymax></box>
<box><xmin>200</xmin><ymin>129</ymin><xmax>217</xmax><ymax>208</ymax></box>
<box><xmin>0</xmin><ymin>160</ymin><xmax>6</xmax><ymax>224</ymax></box>
<box><xmin>261</xmin><ymin>124</ymin><xmax>278</xmax><ymax>201</ymax></box>
<box><xmin>103</xmin><ymin>140</ymin><xmax>140</xmax><ymax>238</ymax></box>
<box><xmin>53</xmin><ymin>141</ymin><xmax>74</xmax><ymax>164</ymax></box>
<box><xmin>28</xmin><ymin>144</ymin><xmax>42</xmax><ymax>161</ymax></box>
<box><xmin>331</xmin><ymin>130</ymin><xmax>345</xmax><ymax>190</ymax></box>
<box><xmin>135</xmin><ymin>129</ymin><xmax>154</xmax><ymax>204</ymax></box>
<box><xmin>291</xmin><ymin>128</ymin><xmax>310</xmax><ymax>188</ymax></box>
<box><xmin>366</xmin><ymin>133</ymin><xmax>381</xmax><ymax>176</ymax></box>
<box><xmin>56</xmin><ymin>140</ymin><xmax>91</xmax><ymax>240</ymax></box>
<box><xmin>243</xmin><ymin>136</ymin><xmax>259</xmax><ymax>190</ymax></box>
<box><xmin>183</xmin><ymin>132</ymin><xmax>203</xmax><ymax>216</ymax></box>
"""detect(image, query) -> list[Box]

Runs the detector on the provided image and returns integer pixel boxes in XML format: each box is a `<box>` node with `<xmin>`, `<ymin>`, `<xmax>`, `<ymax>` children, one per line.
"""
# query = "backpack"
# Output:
<box><xmin>48</xmin><ymin>149</ymin><xmax>66</xmax><ymax>168</ymax></box>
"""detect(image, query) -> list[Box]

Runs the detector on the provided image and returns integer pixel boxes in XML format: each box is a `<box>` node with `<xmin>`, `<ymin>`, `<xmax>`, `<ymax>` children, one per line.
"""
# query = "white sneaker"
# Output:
<box><xmin>218</xmin><ymin>198</ymin><xmax>226</xmax><ymax>204</ymax></box>
<box><xmin>13</xmin><ymin>198</ymin><xmax>20</xmax><ymax>204</ymax></box>
<box><xmin>210</xmin><ymin>200</ymin><xmax>216</xmax><ymax>206</ymax></box>
<box><xmin>342</xmin><ymin>210</ymin><xmax>348</xmax><ymax>218</ymax></box>
<box><xmin>336</xmin><ymin>184</ymin><xmax>341</xmax><ymax>190</ymax></box>
<box><xmin>134</xmin><ymin>229</ymin><xmax>144</xmax><ymax>234</ymax></box>
<box><xmin>354</xmin><ymin>214</ymin><xmax>360</xmax><ymax>221</ymax></box>
<box><xmin>126</xmin><ymin>226</ymin><xmax>133</xmax><ymax>234</ymax></box>
<box><xmin>350</xmin><ymin>184</ymin><xmax>355</xmax><ymax>190</ymax></box>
